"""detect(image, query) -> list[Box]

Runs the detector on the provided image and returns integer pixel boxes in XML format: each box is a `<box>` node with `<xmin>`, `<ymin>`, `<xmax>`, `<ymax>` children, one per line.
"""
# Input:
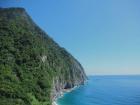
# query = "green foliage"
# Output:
<box><xmin>0</xmin><ymin>8</ymin><xmax>86</xmax><ymax>105</ymax></box>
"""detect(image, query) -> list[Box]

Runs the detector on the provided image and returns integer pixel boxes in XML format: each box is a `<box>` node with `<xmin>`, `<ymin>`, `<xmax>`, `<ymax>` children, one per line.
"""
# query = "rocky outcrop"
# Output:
<box><xmin>0</xmin><ymin>8</ymin><xmax>87</xmax><ymax>105</ymax></box>
<box><xmin>51</xmin><ymin>58</ymin><xmax>87</xmax><ymax>101</ymax></box>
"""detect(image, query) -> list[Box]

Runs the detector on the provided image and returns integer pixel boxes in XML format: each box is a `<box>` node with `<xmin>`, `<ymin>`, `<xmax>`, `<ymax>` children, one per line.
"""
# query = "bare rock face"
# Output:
<box><xmin>0</xmin><ymin>8</ymin><xmax>87</xmax><ymax>105</ymax></box>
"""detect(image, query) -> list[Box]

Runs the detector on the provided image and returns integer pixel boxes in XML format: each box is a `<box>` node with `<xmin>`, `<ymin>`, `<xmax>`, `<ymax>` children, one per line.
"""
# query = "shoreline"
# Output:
<box><xmin>52</xmin><ymin>101</ymin><xmax>58</xmax><ymax>105</ymax></box>
<box><xmin>52</xmin><ymin>86</ymin><xmax>79</xmax><ymax>105</ymax></box>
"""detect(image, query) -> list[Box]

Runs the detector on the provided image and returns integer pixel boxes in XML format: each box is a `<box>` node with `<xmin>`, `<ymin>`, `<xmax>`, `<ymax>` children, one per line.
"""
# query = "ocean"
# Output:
<box><xmin>57</xmin><ymin>75</ymin><xmax>140</xmax><ymax>105</ymax></box>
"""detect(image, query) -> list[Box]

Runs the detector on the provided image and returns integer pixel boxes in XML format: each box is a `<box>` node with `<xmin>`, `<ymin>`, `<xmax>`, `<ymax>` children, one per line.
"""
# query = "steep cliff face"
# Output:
<box><xmin>0</xmin><ymin>8</ymin><xmax>86</xmax><ymax>105</ymax></box>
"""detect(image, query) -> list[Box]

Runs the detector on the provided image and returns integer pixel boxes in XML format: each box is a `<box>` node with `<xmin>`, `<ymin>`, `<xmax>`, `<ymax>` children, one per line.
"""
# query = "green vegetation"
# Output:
<box><xmin>0</xmin><ymin>8</ymin><xmax>86</xmax><ymax>105</ymax></box>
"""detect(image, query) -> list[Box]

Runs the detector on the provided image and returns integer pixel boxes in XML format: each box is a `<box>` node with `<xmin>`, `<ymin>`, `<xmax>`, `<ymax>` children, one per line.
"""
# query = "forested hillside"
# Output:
<box><xmin>0</xmin><ymin>8</ymin><xmax>86</xmax><ymax>105</ymax></box>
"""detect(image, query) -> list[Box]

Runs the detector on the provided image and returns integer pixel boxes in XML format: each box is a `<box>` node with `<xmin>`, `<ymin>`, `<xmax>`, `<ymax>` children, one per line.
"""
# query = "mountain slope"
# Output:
<box><xmin>0</xmin><ymin>8</ymin><xmax>86</xmax><ymax>105</ymax></box>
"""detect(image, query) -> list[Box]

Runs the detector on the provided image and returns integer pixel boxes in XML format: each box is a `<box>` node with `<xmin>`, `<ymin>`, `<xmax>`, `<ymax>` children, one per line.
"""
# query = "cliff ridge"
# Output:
<box><xmin>0</xmin><ymin>8</ymin><xmax>87</xmax><ymax>105</ymax></box>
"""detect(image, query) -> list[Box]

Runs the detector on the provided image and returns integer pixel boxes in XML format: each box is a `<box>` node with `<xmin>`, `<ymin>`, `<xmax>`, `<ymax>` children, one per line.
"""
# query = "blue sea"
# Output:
<box><xmin>57</xmin><ymin>75</ymin><xmax>140</xmax><ymax>105</ymax></box>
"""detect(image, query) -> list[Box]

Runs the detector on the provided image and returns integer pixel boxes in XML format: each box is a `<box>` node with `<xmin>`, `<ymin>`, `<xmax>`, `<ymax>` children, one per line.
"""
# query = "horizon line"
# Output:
<box><xmin>87</xmin><ymin>74</ymin><xmax>140</xmax><ymax>76</ymax></box>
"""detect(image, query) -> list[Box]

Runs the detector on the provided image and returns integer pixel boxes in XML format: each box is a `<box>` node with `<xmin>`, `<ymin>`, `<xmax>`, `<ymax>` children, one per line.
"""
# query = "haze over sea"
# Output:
<box><xmin>57</xmin><ymin>75</ymin><xmax>140</xmax><ymax>105</ymax></box>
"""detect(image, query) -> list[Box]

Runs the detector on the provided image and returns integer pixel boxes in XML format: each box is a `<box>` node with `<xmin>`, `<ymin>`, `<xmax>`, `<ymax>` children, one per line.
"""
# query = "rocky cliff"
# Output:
<box><xmin>0</xmin><ymin>8</ymin><xmax>87</xmax><ymax>105</ymax></box>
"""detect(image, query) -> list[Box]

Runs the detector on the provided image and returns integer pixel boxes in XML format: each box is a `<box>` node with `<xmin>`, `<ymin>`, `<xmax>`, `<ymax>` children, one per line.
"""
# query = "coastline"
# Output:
<box><xmin>52</xmin><ymin>101</ymin><xmax>58</xmax><ymax>105</ymax></box>
<box><xmin>52</xmin><ymin>86</ymin><xmax>79</xmax><ymax>105</ymax></box>
<box><xmin>53</xmin><ymin>76</ymin><xmax>140</xmax><ymax>105</ymax></box>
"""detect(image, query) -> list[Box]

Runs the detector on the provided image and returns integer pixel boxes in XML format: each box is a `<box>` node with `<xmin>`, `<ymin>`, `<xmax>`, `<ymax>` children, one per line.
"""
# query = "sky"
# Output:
<box><xmin>0</xmin><ymin>0</ymin><xmax>140</xmax><ymax>75</ymax></box>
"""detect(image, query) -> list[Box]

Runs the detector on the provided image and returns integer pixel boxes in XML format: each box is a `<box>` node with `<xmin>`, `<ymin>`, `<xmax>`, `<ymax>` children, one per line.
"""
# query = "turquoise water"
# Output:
<box><xmin>57</xmin><ymin>75</ymin><xmax>140</xmax><ymax>105</ymax></box>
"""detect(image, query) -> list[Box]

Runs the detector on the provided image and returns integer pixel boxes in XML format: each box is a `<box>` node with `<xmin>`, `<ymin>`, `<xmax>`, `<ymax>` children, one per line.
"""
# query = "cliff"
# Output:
<box><xmin>0</xmin><ymin>8</ymin><xmax>87</xmax><ymax>105</ymax></box>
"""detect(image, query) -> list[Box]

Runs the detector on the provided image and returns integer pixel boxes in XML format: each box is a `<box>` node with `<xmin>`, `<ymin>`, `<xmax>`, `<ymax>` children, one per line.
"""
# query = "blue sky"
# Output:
<box><xmin>0</xmin><ymin>0</ymin><xmax>140</xmax><ymax>75</ymax></box>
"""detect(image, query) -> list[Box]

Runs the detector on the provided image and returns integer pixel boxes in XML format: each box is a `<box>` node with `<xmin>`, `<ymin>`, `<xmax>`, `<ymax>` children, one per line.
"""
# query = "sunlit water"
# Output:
<box><xmin>57</xmin><ymin>75</ymin><xmax>140</xmax><ymax>105</ymax></box>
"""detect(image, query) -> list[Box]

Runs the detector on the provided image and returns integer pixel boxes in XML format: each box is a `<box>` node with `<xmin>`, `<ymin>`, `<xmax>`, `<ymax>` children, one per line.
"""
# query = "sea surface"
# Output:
<box><xmin>57</xmin><ymin>75</ymin><xmax>140</xmax><ymax>105</ymax></box>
